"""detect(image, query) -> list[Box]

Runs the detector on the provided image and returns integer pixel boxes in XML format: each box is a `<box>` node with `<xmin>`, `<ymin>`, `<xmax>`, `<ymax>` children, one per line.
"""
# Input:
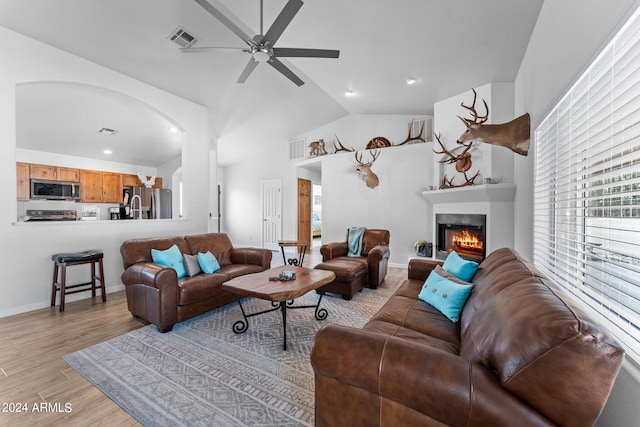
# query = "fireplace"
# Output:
<box><xmin>436</xmin><ymin>213</ymin><xmax>486</xmax><ymax>262</ymax></box>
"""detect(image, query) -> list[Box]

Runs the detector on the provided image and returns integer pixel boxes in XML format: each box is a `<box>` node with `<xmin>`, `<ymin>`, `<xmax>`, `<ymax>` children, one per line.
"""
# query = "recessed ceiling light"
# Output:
<box><xmin>169</xmin><ymin>126</ymin><xmax>178</xmax><ymax>133</ymax></box>
<box><xmin>345</xmin><ymin>89</ymin><xmax>355</xmax><ymax>97</ymax></box>
<box><xmin>406</xmin><ymin>77</ymin><xmax>417</xmax><ymax>85</ymax></box>
<box><xmin>103</xmin><ymin>149</ymin><xmax>112</xmax><ymax>155</ymax></box>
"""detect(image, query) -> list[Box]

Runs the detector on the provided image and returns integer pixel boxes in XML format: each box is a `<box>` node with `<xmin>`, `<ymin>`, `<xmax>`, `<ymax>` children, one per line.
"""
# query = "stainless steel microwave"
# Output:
<box><xmin>30</xmin><ymin>179</ymin><xmax>81</xmax><ymax>201</ymax></box>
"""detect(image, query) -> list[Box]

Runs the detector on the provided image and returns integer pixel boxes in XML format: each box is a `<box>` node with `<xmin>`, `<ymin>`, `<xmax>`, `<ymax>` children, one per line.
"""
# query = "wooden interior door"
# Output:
<box><xmin>297</xmin><ymin>178</ymin><xmax>312</xmax><ymax>252</ymax></box>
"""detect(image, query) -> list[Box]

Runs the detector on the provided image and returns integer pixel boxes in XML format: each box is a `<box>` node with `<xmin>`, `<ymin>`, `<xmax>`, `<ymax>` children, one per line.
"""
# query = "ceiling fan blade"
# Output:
<box><xmin>193</xmin><ymin>0</ymin><xmax>254</xmax><ymax>43</ymax></box>
<box><xmin>262</xmin><ymin>0</ymin><xmax>303</xmax><ymax>46</ymax></box>
<box><xmin>273</xmin><ymin>47</ymin><xmax>340</xmax><ymax>58</ymax></box>
<box><xmin>180</xmin><ymin>46</ymin><xmax>245</xmax><ymax>53</ymax></box>
<box><xmin>268</xmin><ymin>57</ymin><xmax>305</xmax><ymax>86</ymax></box>
<box><xmin>237</xmin><ymin>58</ymin><xmax>259</xmax><ymax>83</ymax></box>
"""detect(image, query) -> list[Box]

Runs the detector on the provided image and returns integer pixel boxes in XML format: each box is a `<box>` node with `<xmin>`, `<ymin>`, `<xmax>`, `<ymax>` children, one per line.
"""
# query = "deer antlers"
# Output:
<box><xmin>458</xmin><ymin>88</ymin><xmax>489</xmax><ymax>127</ymax></box>
<box><xmin>433</xmin><ymin>133</ymin><xmax>478</xmax><ymax>188</ymax></box>
<box><xmin>333</xmin><ymin>134</ymin><xmax>355</xmax><ymax>153</ymax></box>
<box><xmin>355</xmin><ymin>149</ymin><xmax>380</xmax><ymax>166</ymax></box>
<box><xmin>397</xmin><ymin>118</ymin><xmax>426</xmax><ymax>146</ymax></box>
<box><xmin>334</xmin><ymin>118</ymin><xmax>426</xmax><ymax>153</ymax></box>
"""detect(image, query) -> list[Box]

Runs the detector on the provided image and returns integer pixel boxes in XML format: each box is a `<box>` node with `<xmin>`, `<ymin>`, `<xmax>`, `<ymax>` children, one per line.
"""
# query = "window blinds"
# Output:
<box><xmin>534</xmin><ymin>7</ymin><xmax>640</xmax><ymax>365</ymax></box>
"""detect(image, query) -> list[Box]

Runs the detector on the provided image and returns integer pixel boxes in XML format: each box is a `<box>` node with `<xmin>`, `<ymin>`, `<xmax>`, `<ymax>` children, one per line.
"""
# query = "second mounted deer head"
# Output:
<box><xmin>457</xmin><ymin>88</ymin><xmax>531</xmax><ymax>156</ymax></box>
<box><xmin>355</xmin><ymin>150</ymin><xmax>380</xmax><ymax>188</ymax></box>
<box><xmin>433</xmin><ymin>133</ymin><xmax>479</xmax><ymax>188</ymax></box>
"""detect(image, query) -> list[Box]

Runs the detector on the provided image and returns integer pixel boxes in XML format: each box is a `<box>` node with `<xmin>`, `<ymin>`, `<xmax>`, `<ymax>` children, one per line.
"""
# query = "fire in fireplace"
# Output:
<box><xmin>436</xmin><ymin>214</ymin><xmax>486</xmax><ymax>262</ymax></box>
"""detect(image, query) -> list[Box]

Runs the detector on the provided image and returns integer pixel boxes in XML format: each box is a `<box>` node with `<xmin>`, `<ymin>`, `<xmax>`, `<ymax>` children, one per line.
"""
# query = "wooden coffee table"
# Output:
<box><xmin>222</xmin><ymin>266</ymin><xmax>336</xmax><ymax>350</ymax></box>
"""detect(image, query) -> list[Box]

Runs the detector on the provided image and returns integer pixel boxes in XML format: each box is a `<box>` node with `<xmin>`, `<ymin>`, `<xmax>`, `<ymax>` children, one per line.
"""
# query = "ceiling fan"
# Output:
<box><xmin>184</xmin><ymin>0</ymin><xmax>340</xmax><ymax>86</ymax></box>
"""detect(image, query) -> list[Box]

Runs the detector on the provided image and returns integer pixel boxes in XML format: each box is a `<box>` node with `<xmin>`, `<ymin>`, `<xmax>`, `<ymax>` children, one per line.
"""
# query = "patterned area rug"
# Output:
<box><xmin>64</xmin><ymin>284</ymin><xmax>398</xmax><ymax>427</ymax></box>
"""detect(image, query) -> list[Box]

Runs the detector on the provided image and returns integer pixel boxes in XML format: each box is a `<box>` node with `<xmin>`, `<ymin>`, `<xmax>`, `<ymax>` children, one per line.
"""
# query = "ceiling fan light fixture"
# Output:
<box><xmin>253</xmin><ymin>50</ymin><xmax>270</xmax><ymax>63</ymax></box>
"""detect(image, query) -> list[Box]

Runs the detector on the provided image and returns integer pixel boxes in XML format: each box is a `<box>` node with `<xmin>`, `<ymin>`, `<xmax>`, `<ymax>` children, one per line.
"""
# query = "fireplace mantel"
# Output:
<box><xmin>422</xmin><ymin>183</ymin><xmax>516</xmax><ymax>204</ymax></box>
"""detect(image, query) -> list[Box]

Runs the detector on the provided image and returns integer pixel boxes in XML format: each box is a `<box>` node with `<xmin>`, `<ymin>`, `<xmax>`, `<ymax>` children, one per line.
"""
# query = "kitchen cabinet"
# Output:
<box><xmin>58</xmin><ymin>167</ymin><xmax>80</xmax><ymax>182</ymax></box>
<box><xmin>122</xmin><ymin>174</ymin><xmax>140</xmax><ymax>187</ymax></box>
<box><xmin>16</xmin><ymin>162</ymin><xmax>160</xmax><ymax>204</ymax></box>
<box><xmin>16</xmin><ymin>162</ymin><xmax>29</xmax><ymax>201</ymax></box>
<box><xmin>30</xmin><ymin>164</ymin><xmax>80</xmax><ymax>181</ymax></box>
<box><xmin>102</xmin><ymin>172</ymin><xmax>122</xmax><ymax>203</ymax></box>
<box><xmin>80</xmin><ymin>170</ymin><xmax>121</xmax><ymax>203</ymax></box>
<box><xmin>122</xmin><ymin>174</ymin><xmax>163</xmax><ymax>188</ymax></box>
<box><xmin>80</xmin><ymin>170</ymin><xmax>103</xmax><ymax>202</ymax></box>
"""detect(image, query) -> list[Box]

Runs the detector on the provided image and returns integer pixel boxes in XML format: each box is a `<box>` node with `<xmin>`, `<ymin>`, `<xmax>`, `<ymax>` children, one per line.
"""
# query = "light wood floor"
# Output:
<box><xmin>0</xmin><ymin>288</ymin><xmax>144</xmax><ymax>426</ymax></box>
<box><xmin>0</xmin><ymin>245</ymin><xmax>404</xmax><ymax>426</ymax></box>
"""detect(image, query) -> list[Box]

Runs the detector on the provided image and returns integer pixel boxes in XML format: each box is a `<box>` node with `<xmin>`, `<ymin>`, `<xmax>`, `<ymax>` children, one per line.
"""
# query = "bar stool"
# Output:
<box><xmin>277</xmin><ymin>240</ymin><xmax>307</xmax><ymax>266</ymax></box>
<box><xmin>50</xmin><ymin>250</ymin><xmax>106</xmax><ymax>312</ymax></box>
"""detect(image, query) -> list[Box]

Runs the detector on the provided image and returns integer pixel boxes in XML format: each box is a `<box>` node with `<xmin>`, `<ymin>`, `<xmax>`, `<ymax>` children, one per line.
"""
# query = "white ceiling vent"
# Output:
<box><xmin>168</xmin><ymin>27</ymin><xmax>198</xmax><ymax>48</ymax></box>
<box><xmin>289</xmin><ymin>138</ymin><xmax>306</xmax><ymax>160</ymax></box>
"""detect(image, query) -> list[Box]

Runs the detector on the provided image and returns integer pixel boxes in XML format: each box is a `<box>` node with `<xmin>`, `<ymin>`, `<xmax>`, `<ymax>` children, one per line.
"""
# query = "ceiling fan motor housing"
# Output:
<box><xmin>192</xmin><ymin>0</ymin><xmax>339</xmax><ymax>86</ymax></box>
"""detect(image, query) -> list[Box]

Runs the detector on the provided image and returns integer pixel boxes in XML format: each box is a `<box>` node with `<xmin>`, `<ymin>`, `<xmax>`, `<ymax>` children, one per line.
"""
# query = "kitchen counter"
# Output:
<box><xmin>13</xmin><ymin>217</ymin><xmax>187</xmax><ymax>226</ymax></box>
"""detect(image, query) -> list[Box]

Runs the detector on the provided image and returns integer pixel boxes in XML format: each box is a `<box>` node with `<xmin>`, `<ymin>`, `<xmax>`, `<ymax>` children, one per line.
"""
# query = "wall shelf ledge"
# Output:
<box><xmin>422</xmin><ymin>183</ymin><xmax>516</xmax><ymax>204</ymax></box>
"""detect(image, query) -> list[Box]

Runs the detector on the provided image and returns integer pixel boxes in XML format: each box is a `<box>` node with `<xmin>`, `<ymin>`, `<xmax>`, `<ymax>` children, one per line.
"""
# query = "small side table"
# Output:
<box><xmin>277</xmin><ymin>240</ymin><xmax>307</xmax><ymax>266</ymax></box>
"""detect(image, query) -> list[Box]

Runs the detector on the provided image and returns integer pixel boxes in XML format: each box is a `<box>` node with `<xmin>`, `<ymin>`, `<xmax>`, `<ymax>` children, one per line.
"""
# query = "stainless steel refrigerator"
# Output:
<box><xmin>128</xmin><ymin>187</ymin><xmax>172</xmax><ymax>219</ymax></box>
<box><xmin>151</xmin><ymin>188</ymin><xmax>172</xmax><ymax>219</ymax></box>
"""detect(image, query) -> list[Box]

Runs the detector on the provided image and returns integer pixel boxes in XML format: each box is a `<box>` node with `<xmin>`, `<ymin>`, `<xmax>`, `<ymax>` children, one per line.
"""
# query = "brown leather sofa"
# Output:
<box><xmin>120</xmin><ymin>233</ymin><xmax>271</xmax><ymax>332</ymax></box>
<box><xmin>317</xmin><ymin>228</ymin><xmax>390</xmax><ymax>289</ymax></box>
<box><xmin>311</xmin><ymin>248</ymin><xmax>624</xmax><ymax>427</ymax></box>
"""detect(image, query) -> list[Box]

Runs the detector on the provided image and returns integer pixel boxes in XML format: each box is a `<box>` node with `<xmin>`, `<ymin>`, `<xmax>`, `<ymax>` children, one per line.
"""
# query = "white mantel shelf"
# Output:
<box><xmin>422</xmin><ymin>183</ymin><xmax>516</xmax><ymax>204</ymax></box>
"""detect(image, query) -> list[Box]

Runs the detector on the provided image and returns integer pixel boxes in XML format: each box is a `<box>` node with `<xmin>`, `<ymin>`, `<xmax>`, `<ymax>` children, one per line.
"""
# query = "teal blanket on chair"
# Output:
<box><xmin>347</xmin><ymin>227</ymin><xmax>366</xmax><ymax>257</ymax></box>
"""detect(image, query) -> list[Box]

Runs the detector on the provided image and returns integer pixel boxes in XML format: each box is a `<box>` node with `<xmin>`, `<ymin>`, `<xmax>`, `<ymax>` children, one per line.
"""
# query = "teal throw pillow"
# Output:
<box><xmin>418</xmin><ymin>265</ymin><xmax>473</xmax><ymax>323</ymax></box>
<box><xmin>198</xmin><ymin>251</ymin><xmax>221</xmax><ymax>274</ymax></box>
<box><xmin>151</xmin><ymin>244</ymin><xmax>187</xmax><ymax>279</ymax></box>
<box><xmin>442</xmin><ymin>250</ymin><xmax>479</xmax><ymax>282</ymax></box>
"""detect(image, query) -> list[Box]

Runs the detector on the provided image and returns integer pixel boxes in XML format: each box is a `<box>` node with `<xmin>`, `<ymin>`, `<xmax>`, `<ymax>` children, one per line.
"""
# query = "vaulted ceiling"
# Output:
<box><xmin>0</xmin><ymin>0</ymin><xmax>544</xmax><ymax>166</ymax></box>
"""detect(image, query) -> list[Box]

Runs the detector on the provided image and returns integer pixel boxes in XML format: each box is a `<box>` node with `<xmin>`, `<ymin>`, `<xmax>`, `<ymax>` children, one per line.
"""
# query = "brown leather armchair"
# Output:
<box><xmin>319</xmin><ymin>229</ymin><xmax>390</xmax><ymax>288</ymax></box>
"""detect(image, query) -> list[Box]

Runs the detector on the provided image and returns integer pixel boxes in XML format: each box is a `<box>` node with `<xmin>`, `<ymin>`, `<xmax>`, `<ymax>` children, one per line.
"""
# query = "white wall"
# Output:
<box><xmin>222</xmin><ymin>114</ymin><xmax>434</xmax><ymax>266</ymax></box>
<box><xmin>0</xmin><ymin>26</ymin><xmax>210</xmax><ymax>317</ymax></box>
<box><xmin>321</xmin><ymin>142</ymin><xmax>431</xmax><ymax>265</ymax></box>
<box><xmin>514</xmin><ymin>1</ymin><xmax>640</xmax><ymax>425</ymax></box>
<box><xmin>222</xmin><ymin>140</ymin><xmax>297</xmax><ymax>247</ymax></box>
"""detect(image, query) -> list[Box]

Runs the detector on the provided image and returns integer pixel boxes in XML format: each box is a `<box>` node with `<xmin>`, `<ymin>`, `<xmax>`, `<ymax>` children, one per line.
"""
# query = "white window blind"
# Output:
<box><xmin>534</xmin><ymin>7</ymin><xmax>640</xmax><ymax>365</ymax></box>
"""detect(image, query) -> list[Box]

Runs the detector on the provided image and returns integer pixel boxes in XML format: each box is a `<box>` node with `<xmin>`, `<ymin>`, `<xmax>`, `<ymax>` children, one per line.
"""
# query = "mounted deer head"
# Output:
<box><xmin>355</xmin><ymin>150</ymin><xmax>380</xmax><ymax>188</ymax></box>
<box><xmin>433</xmin><ymin>133</ymin><xmax>479</xmax><ymax>188</ymax></box>
<box><xmin>457</xmin><ymin>88</ymin><xmax>531</xmax><ymax>156</ymax></box>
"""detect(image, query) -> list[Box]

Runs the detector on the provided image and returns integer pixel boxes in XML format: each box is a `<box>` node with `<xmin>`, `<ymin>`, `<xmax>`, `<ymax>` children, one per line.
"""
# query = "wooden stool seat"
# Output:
<box><xmin>277</xmin><ymin>240</ymin><xmax>307</xmax><ymax>266</ymax></box>
<box><xmin>51</xmin><ymin>250</ymin><xmax>106</xmax><ymax>312</ymax></box>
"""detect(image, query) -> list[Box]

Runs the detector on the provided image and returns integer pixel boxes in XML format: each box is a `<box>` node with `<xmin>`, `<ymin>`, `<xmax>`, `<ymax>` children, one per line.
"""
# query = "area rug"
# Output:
<box><xmin>64</xmin><ymin>284</ymin><xmax>398</xmax><ymax>427</ymax></box>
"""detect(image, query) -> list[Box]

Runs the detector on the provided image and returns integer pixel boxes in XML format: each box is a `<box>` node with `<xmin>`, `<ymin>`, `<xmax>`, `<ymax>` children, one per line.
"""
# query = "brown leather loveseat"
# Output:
<box><xmin>311</xmin><ymin>248</ymin><xmax>624</xmax><ymax>426</ymax></box>
<box><xmin>120</xmin><ymin>233</ymin><xmax>271</xmax><ymax>332</ymax></box>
